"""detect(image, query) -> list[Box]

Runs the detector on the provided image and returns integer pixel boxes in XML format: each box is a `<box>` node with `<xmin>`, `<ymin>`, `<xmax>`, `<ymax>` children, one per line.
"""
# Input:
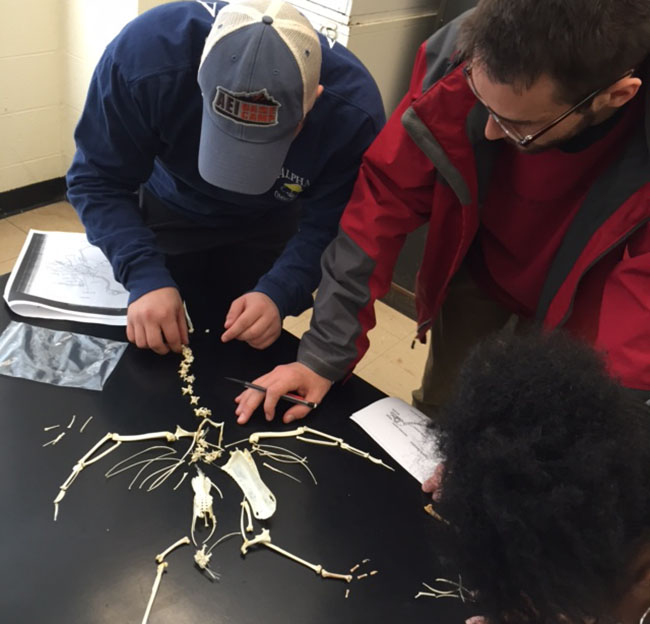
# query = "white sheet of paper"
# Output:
<box><xmin>3</xmin><ymin>230</ymin><xmax>129</xmax><ymax>325</ymax></box>
<box><xmin>351</xmin><ymin>396</ymin><xmax>440</xmax><ymax>483</ymax></box>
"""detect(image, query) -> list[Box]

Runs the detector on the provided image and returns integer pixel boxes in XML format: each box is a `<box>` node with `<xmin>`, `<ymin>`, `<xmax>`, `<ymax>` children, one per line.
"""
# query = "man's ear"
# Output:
<box><xmin>593</xmin><ymin>76</ymin><xmax>642</xmax><ymax>112</ymax></box>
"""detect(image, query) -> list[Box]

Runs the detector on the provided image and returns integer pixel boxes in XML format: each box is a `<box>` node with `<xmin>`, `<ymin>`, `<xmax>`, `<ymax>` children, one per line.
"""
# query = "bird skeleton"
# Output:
<box><xmin>50</xmin><ymin>342</ymin><xmax>392</xmax><ymax>614</ymax></box>
<box><xmin>53</xmin><ymin>419</ymin><xmax>224</xmax><ymax>521</ymax></box>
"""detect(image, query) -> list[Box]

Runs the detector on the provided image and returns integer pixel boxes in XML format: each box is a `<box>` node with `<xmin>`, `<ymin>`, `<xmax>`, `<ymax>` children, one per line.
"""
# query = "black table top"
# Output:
<box><xmin>0</xmin><ymin>275</ymin><xmax>470</xmax><ymax>624</ymax></box>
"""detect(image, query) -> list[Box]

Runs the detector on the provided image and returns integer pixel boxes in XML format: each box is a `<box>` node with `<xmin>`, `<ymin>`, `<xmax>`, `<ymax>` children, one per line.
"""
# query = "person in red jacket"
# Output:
<box><xmin>234</xmin><ymin>0</ymin><xmax>650</xmax><ymax>425</ymax></box>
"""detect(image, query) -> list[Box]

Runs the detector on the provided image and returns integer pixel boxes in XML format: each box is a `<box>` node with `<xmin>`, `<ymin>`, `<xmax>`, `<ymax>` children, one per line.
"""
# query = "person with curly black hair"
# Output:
<box><xmin>425</xmin><ymin>330</ymin><xmax>650</xmax><ymax>624</ymax></box>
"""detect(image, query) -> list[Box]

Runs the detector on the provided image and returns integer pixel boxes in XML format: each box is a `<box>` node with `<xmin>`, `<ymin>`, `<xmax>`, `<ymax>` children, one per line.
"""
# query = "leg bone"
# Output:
<box><xmin>156</xmin><ymin>536</ymin><xmax>190</xmax><ymax>563</ymax></box>
<box><xmin>240</xmin><ymin>526</ymin><xmax>352</xmax><ymax>583</ymax></box>
<box><xmin>263</xmin><ymin>542</ymin><xmax>352</xmax><ymax>583</ymax></box>
<box><xmin>142</xmin><ymin>562</ymin><xmax>168</xmax><ymax>624</ymax></box>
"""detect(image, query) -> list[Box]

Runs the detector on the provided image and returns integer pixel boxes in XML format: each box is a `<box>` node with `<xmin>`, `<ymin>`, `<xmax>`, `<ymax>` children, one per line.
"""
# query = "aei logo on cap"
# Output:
<box><xmin>212</xmin><ymin>86</ymin><xmax>281</xmax><ymax>127</ymax></box>
<box><xmin>197</xmin><ymin>0</ymin><xmax>322</xmax><ymax>194</ymax></box>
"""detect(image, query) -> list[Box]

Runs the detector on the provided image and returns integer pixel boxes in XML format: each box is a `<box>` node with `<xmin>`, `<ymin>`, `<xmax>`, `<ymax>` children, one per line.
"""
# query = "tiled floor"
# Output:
<box><xmin>0</xmin><ymin>202</ymin><xmax>428</xmax><ymax>403</ymax></box>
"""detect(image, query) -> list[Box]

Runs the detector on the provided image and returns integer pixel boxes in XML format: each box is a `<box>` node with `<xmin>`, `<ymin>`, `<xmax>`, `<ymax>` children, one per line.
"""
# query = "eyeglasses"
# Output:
<box><xmin>463</xmin><ymin>64</ymin><xmax>633</xmax><ymax>148</ymax></box>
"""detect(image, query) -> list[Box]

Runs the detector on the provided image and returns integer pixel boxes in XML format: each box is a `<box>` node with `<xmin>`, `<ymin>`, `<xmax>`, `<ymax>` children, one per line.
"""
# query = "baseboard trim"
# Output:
<box><xmin>0</xmin><ymin>178</ymin><xmax>67</xmax><ymax>218</ymax></box>
<box><xmin>381</xmin><ymin>282</ymin><xmax>417</xmax><ymax>320</ymax></box>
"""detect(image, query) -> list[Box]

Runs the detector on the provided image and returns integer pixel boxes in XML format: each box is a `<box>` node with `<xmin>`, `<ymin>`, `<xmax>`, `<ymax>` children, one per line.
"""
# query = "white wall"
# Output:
<box><xmin>61</xmin><ymin>0</ymin><xmax>139</xmax><ymax>176</ymax></box>
<box><xmin>0</xmin><ymin>0</ymin><xmax>65</xmax><ymax>193</ymax></box>
<box><xmin>138</xmin><ymin>0</ymin><xmax>177</xmax><ymax>13</ymax></box>
<box><xmin>0</xmin><ymin>0</ymin><xmax>176</xmax><ymax>193</ymax></box>
<box><xmin>61</xmin><ymin>0</ymin><xmax>176</xmax><ymax>171</ymax></box>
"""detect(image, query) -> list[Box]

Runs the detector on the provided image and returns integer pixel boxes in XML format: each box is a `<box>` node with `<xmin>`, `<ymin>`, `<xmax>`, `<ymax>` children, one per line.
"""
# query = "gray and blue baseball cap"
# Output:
<box><xmin>198</xmin><ymin>0</ymin><xmax>322</xmax><ymax>195</ymax></box>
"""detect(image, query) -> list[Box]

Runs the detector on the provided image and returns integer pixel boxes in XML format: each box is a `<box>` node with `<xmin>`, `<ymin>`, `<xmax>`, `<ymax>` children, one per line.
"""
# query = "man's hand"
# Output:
<box><xmin>422</xmin><ymin>462</ymin><xmax>444</xmax><ymax>501</ymax></box>
<box><xmin>234</xmin><ymin>362</ymin><xmax>332</xmax><ymax>425</ymax></box>
<box><xmin>221</xmin><ymin>292</ymin><xmax>281</xmax><ymax>349</ymax></box>
<box><xmin>126</xmin><ymin>287</ymin><xmax>188</xmax><ymax>355</ymax></box>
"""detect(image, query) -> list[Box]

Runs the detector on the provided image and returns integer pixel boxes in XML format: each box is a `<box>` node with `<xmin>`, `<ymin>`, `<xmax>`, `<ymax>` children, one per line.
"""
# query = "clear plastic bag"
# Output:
<box><xmin>0</xmin><ymin>321</ymin><xmax>127</xmax><ymax>391</ymax></box>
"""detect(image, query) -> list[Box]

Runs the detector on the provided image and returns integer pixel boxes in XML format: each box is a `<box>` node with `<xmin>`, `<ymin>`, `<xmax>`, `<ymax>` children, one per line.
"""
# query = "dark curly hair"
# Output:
<box><xmin>458</xmin><ymin>0</ymin><xmax>650</xmax><ymax>104</ymax></box>
<box><xmin>434</xmin><ymin>330</ymin><xmax>650</xmax><ymax>623</ymax></box>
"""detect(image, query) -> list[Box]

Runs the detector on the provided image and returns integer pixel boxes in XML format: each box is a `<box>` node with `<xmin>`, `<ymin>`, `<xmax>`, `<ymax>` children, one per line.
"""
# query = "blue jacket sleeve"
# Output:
<box><xmin>253</xmin><ymin>112</ymin><xmax>384</xmax><ymax>318</ymax></box>
<box><xmin>65</xmin><ymin>52</ymin><xmax>176</xmax><ymax>304</ymax></box>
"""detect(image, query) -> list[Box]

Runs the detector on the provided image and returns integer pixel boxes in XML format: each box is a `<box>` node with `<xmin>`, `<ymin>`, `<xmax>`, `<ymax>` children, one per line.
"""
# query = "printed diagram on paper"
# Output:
<box><xmin>3</xmin><ymin>230</ymin><xmax>129</xmax><ymax>325</ymax></box>
<box><xmin>44</xmin><ymin>245</ymin><xmax>124</xmax><ymax>301</ymax></box>
<box><xmin>351</xmin><ymin>397</ymin><xmax>440</xmax><ymax>483</ymax></box>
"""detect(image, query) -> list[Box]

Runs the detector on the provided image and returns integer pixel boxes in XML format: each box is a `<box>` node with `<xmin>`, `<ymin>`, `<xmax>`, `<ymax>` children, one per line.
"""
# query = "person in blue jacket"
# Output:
<box><xmin>66</xmin><ymin>0</ymin><xmax>384</xmax><ymax>355</ymax></box>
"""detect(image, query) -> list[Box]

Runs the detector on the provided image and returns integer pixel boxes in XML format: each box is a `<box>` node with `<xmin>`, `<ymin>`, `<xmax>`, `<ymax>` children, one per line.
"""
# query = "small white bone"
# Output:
<box><xmin>414</xmin><ymin>576</ymin><xmax>473</xmax><ymax>601</ymax></box>
<box><xmin>156</xmin><ymin>536</ymin><xmax>190</xmax><ymax>563</ymax></box>
<box><xmin>140</xmin><ymin>461</ymin><xmax>183</xmax><ymax>491</ymax></box>
<box><xmin>319</xmin><ymin>568</ymin><xmax>354</xmax><ymax>582</ymax></box>
<box><xmin>79</xmin><ymin>416</ymin><xmax>93</xmax><ymax>433</ymax></box>
<box><xmin>43</xmin><ymin>431</ymin><xmax>66</xmax><ymax>447</ymax></box>
<box><xmin>67</xmin><ymin>414</ymin><xmax>76</xmax><ymax>429</ymax></box>
<box><xmin>240</xmin><ymin>528</ymin><xmax>272</xmax><ymax>555</ymax></box>
<box><xmin>105</xmin><ymin>446</ymin><xmax>177</xmax><ymax>483</ymax></box>
<box><xmin>142</xmin><ymin>562</ymin><xmax>167</xmax><ymax>624</ymax></box>
<box><xmin>183</xmin><ymin>301</ymin><xmax>195</xmax><ymax>334</ymax></box>
<box><xmin>173</xmin><ymin>472</ymin><xmax>188</xmax><ymax>491</ymax></box>
<box><xmin>191</xmin><ymin>467</ymin><xmax>217</xmax><ymax>546</ymax></box>
<box><xmin>205</xmin><ymin>531</ymin><xmax>241</xmax><ymax>561</ymax></box>
<box><xmin>262</xmin><ymin>461</ymin><xmax>301</xmax><ymax>483</ymax></box>
<box><xmin>295</xmin><ymin>436</ymin><xmax>337</xmax><ymax>447</ymax></box>
<box><xmin>112</xmin><ymin>426</ymin><xmax>195</xmax><ymax>444</ymax></box>
<box><xmin>424</xmin><ymin>503</ymin><xmax>451</xmax><ymax>525</ymax></box>
<box><xmin>241</xmin><ymin>500</ymin><xmax>253</xmax><ymax>533</ymax></box>
<box><xmin>44</xmin><ymin>424</ymin><xmax>60</xmax><ymax>431</ymax></box>
<box><xmin>248</xmin><ymin>428</ymin><xmax>309</xmax><ymax>444</ymax></box>
<box><xmin>252</xmin><ymin>443</ymin><xmax>317</xmax><ymax>485</ymax></box>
